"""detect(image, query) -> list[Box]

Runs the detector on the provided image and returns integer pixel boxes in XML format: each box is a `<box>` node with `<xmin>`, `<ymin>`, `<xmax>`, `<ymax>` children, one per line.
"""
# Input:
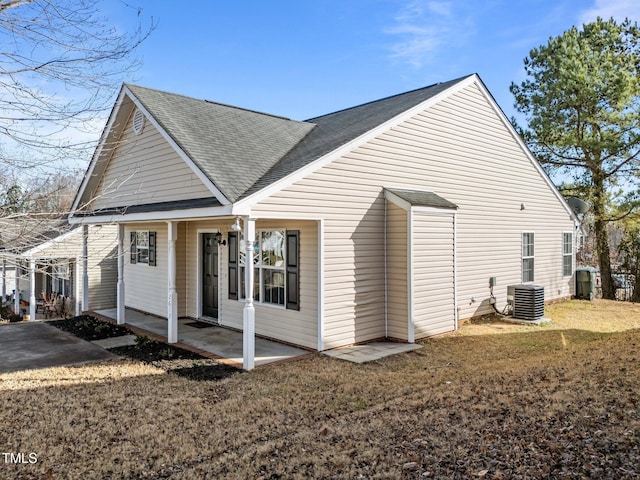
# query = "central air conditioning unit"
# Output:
<box><xmin>507</xmin><ymin>284</ymin><xmax>545</xmax><ymax>321</ymax></box>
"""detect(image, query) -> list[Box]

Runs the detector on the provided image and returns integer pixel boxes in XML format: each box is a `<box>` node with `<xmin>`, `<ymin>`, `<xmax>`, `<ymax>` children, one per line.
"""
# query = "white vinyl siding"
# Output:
<box><xmin>252</xmin><ymin>80</ymin><xmax>574</xmax><ymax>347</ymax></box>
<box><xmin>91</xmin><ymin>109</ymin><xmax>212</xmax><ymax>210</ymax></box>
<box><xmin>412</xmin><ymin>212</ymin><xmax>456</xmax><ymax>339</ymax></box>
<box><xmin>124</xmin><ymin>223</ymin><xmax>168</xmax><ymax>317</ymax></box>
<box><xmin>86</xmin><ymin>225</ymin><xmax>118</xmax><ymax>310</ymax></box>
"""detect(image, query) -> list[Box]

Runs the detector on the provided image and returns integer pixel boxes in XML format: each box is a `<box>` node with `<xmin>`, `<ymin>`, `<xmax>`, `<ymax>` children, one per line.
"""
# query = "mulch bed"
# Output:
<box><xmin>47</xmin><ymin>315</ymin><xmax>240</xmax><ymax>381</ymax></box>
<box><xmin>47</xmin><ymin>315</ymin><xmax>131</xmax><ymax>340</ymax></box>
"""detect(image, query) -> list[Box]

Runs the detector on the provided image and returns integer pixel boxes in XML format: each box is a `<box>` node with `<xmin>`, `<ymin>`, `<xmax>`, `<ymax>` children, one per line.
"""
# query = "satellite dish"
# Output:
<box><xmin>566</xmin><ymin>197</ymin><xmax>590</xmax><ymax>215</ymax></box>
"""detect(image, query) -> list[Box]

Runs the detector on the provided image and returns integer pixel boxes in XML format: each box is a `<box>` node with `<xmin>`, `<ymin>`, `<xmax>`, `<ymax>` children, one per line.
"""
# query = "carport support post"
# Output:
<box><xmin>116</xmin><ymin>224</ymin><xmax>126</xmax><ymax>325</ymax></box>
<box><xmin>74</xmin><ymin>256</ymin><xmax>81</xmax><ymax>316</ymax></box>
<box><xmin>29</xmin><ymin>258</ymin><xmax>36</xmax><ymax>321</ymax></box>
<box><xmin>167</xmin><ymin>221</ymin><xmax>178</xmax><ymax>344</ymax></box>
<box><xmin>243</xmin><ymin>218</ymin><xmax>256</xmax><ymax>371</ymax></box>
<box><xmin>1</xmin><ymin>256</ymin><xmax>6</xmax><ymax>301</ymax></box>
<box><xmin>14</xmin><ymin>261</ymin><xmax>20</xmax><ymax>315</ymax></box>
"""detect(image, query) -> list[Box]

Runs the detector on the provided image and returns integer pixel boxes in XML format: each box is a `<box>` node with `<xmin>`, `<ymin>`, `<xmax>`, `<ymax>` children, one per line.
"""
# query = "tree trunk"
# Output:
<box><xmin>595</xmin><ymin>217</ymin><xmax>615</xmax><ymax>299</ymax></box>
<box><xmin>592</xmin><ymin>174</ymin><xmax>615</xmax><ymax>299</ymax></box>
<box><xmin>632</xmin><ymin>273</ymin><xmax>640</xmax><ymax>303</ymax></box>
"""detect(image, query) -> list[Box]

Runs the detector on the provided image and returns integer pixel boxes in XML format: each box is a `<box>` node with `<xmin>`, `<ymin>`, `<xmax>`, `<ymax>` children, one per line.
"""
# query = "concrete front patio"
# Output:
<box><xmin>93</xmin><ymin>308</ymin><xmax>311</xmax><ymax>368</ymax></box>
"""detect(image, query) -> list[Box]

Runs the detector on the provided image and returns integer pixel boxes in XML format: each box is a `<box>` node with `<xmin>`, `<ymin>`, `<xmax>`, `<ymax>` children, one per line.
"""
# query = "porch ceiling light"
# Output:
<box><xmin>231</xmin><ymin>216</ymin><xmax>242</xmax><ymax>232</ymax></box>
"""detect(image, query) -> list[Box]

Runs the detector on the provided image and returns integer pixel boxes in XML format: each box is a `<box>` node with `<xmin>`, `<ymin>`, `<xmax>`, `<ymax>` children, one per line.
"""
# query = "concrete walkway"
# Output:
<box><xmin>94</xmin><ymin>308</ymin><xmax>311</xmax><ymax>367</ymax></box>
<box><xmin>0</xmin><ymin>322</ymin><xmax>119</xmax><ymax>373</ymax></box>
<box><xmin>323</xmin><ymin>342</ymin><xmax>422</xmax><ymax>363</ymax></box>
<box><xmin>94</xmin><ymin>309</ymin><xmax>424</xmax><ymax>366</ymax></box>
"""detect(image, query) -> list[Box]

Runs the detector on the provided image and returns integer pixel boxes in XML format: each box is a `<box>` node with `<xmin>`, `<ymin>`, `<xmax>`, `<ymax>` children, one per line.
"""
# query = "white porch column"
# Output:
<box><xmin>116</xmin><ymin>224</ymin><xmax>126</xmax><ymax>325</ymax></box>
<box><xmin>1</xmin><ymin>256</ymin><xmax>6</xmax><ymax>302</ymax></box>
<box><xmin>243</xmin><ymin>217</ymin><xmax>256</xmax><ymax>371</ymax></box>
<box><xmin>81</xmin><ymin>225</ymin><xmax>89</xmax><ymax>311</ymax></box>
<box><xmin>167</xmin><ymin>221</ymin><xmax>178</xmax><ymax>344</ymax></box>
<box><xmin>74</xmin><ymin>256</ymin><xmax>81</xmax><ymax>316</ymax></box>
<box><xmin>14</xmin><ymin>261</ymin><xmax>20</xmax><ymax>316</ymax></box>
<box><xmin>29</xmin><ymin>258</ymin><xmax>36</xmax><ymax>321</ymax></box>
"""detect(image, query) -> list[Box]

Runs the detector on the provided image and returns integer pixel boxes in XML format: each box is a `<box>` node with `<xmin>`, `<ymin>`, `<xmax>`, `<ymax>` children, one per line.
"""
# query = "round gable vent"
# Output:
<box><xmin>132</xmin><ymin>109</ymin><xmax>145</xmax><ymax>135</ymax></box>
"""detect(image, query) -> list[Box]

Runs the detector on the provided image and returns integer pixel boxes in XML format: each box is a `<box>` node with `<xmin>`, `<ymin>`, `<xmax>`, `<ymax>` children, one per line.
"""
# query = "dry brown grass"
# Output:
<box><xmin>1</xmin><ymin>299</ymin><xmax>639</xmax><ymax>479</ymax></box>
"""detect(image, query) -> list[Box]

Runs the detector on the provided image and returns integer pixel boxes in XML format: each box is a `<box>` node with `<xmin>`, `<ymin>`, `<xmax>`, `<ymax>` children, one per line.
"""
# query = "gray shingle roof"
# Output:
<box><xmin>385</xmin><ymin>188</ymin><xmax>458</xmax><ymax>209</ymax></box>
<box><xmin>241</xmin><ymin>76</ymin><xmax>470</xmax><ymax>199</ymax></box>
<box><xmin>124</xmin><ymin>75</ymin><xmax>471</xmax><ymax>203</ymax></box>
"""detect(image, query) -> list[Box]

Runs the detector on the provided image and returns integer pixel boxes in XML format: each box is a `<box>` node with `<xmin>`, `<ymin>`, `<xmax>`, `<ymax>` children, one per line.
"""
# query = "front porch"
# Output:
<box><xmin>94</xmin><ymin>308</ymin><xmax>311</xmax><ymax>367</ymax></box>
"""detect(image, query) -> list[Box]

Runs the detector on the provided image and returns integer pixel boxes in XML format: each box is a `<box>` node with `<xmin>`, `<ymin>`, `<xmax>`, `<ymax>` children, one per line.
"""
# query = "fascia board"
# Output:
<box><xmin>123</xmin><ymin>86</ymin><xmax>231</xmax><ymax>206</ymax></box>
<box><xmin>411</xmin><ymin>206</ymin><xmax>458</xmax><ymax>215</ymax></box>
<box><xmin>384</xmin><ymin>190</ymin><xmax>412</xmax><ymax>211</ymax></box>
<box><xmin>236</xmin><ymin>76</ymin><xmax>476</xmax><ymax>210</ymax></box>
<box><xmin>69</xmin><ymin>204</ymin><xmax>235</xmax><ymax>224</ymax></box>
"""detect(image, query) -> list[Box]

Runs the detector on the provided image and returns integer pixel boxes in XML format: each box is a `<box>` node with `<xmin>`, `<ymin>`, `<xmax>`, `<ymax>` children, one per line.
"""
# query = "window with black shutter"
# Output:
<box><xmin>130</xmin><ymin>231</ymin><xmax>137</xmax><ymax>264</ymax></box>
<box><xmin>286</xmin><ymin>230</ymin><xmax>300</xmax><ymax>310</ymax></box>
<box><xmin>148</xmin><ymin>232</ymin><xmax>157</xmax><ymax>266</ymax></box>
<box><xmin>228</xmin><ymin>231</ymin><xmax>238</xmax><ymax>299</ymax></box>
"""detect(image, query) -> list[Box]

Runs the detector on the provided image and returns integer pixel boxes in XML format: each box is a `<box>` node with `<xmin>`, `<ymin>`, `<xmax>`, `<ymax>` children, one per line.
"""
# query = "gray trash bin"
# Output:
<box><xmin>575</xmin><ymin>267</ymin><xmax>597</xmax><ymax>300</ymax></box>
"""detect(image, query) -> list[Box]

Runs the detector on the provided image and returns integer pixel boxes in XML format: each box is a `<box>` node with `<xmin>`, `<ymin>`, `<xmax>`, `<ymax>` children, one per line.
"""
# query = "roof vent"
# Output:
<box><xmin>132</xmin><ymin>109</ymin><xmax>145</xmax><ymax>135</ymax></box>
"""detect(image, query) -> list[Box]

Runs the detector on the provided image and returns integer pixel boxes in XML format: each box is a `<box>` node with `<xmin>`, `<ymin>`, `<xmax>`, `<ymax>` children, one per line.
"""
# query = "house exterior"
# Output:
<box><xmin>0</xmin><ymin>217</ymin><xmax>117</xmax><ymax>318</ymax></box>
<box><xmin>70</xmin><ymin>74</ymin><xmax>577</xmax><ymax>369</ymax></box>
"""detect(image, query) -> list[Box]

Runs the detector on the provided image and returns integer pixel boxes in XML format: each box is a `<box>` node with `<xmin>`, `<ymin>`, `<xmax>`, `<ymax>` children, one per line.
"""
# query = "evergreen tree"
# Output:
<box><xmin>511</xmin><ymin>18</ymin><xmax>640</xmax><ymax>299</ymax></box>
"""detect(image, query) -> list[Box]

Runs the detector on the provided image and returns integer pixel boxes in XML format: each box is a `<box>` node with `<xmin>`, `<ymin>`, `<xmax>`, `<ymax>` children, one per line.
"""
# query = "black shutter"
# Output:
<box><xmin>130</xmin><ymin>232</ymin><xmax>137</xmax><ymax>264</ymax></box>
<box><xmin>228</xmin><ymin>232</ymin><xmax>238</xmax><ymax>300</ymax></box>
<box><xmin>149</xmin><ymin>232</ymin><xmax>157</xmax><ymax>266</ymax></box>
<box><xmin>286</xmin><ymin>230</ymin><xmax>300</xmax><ymax>310</ymax></box>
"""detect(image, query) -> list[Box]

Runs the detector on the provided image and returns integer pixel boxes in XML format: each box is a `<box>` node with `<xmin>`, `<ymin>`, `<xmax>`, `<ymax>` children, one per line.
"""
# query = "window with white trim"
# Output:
<box><xmin>239</xmin><ymin>230</ymin><xmax>286</xmax><ymax>306</ymax></box>
<box><xmin>563</xmin><ymin>232</ymin><xmax>573</xmax><ymax>277</ymax></box>
<box><xmin>522</xmin><ymin>232</ymin><xmax>535</xmax><ymax>283</ymax></box>
<box><xmin>228</xmin><ymin>229</ymin><xmax>299</xmax><ymax>310</ymax></box>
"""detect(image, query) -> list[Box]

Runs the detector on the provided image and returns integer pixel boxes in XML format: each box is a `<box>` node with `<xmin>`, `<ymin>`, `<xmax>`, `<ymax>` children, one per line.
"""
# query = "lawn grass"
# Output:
<box><xmin>1</xmin><ymin>299</ymin><xmax>639</xmax><ymax>479</ymax></box>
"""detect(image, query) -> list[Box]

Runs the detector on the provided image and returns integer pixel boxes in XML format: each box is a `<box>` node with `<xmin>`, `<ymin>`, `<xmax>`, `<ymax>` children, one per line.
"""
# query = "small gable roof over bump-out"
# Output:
<box><xmin>385</xmin><ymin>188</ymin><xmax>458</xmax><ymax>210</ymax></box>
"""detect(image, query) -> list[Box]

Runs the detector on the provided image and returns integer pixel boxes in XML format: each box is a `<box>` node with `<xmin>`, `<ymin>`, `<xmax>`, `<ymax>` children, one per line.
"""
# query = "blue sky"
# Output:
<box><xmin>108</xmin><ymin>0</ymin><xmax>640</xmax><ymax>123</ymax></box>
